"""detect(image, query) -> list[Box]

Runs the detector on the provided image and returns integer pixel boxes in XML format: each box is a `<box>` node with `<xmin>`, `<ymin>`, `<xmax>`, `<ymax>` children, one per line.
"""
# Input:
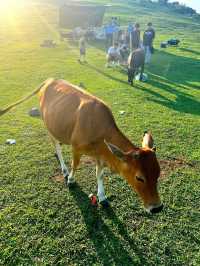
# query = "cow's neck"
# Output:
<box><xmin>109</xmin><ymin>126</ymin><xmax>136</xmax><ymax>152</ymax></box>
<box><xmin>102</xmin><ymin>126</ymin><xmax>137</xmax><ymax>175</ymax></box>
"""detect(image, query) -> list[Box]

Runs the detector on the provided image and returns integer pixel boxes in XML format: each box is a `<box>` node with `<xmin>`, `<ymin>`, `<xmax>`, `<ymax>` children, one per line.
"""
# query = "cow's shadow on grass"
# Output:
<box><xmin>135</xmin><ymin>75</ymin><xmax>200</xmax><ymax>116</ymax></box>
<box><xmin>69</xmin><ymin>184</ymin><xmax>149</xmax><ymax>266</ymax></box>
<box><xmin>85</xmin><ymin>62</ymin><xmax>128</xmax><ymax>86</ymax></box>
<box><xmin>89</xmin><ymin>39</ymin><xmax>107</xmax><ymax>52</ymax></box>
<box><xmin>179</xmin><ymin>47</ymin><xmax>200</xmax><ymax>56</ymax></box>
<box><xmin>133</xmin><ymin>49</ymin><xmax>200</xmax><ymax>115</ymax></box>
<box><xmin>85</xmin><ymin>50</ymin><xmax>200</xmax><ymax>116</ymax></box>
<box><xmin>150</xmin><ymin>49</ymin><xmax>200</xmax><ymax>85</ymax></box>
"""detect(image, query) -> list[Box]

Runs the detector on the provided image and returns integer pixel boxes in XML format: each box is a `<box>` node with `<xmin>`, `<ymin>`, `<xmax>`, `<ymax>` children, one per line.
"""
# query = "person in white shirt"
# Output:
<box><xmin>106</xmin><ymin>42</ymin><xmax>120</xmax><ymax>67</ymax></box>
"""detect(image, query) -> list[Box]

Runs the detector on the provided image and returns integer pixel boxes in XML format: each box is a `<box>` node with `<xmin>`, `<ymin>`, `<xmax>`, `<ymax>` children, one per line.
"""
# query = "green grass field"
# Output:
<box><xmin>0</xmin><ymin>0</ymin><xmax>200</xmax><ymax>265</ymax></box>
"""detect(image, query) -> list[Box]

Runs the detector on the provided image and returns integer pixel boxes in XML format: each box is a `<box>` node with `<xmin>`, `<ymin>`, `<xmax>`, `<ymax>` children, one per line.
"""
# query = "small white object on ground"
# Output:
<box><xmin>135</xmin><ymin>73</ymin><xmax>148</xmax><ymax>82</ymax></box>
<box><xmin>119</xmin><ymin>111</ymin><xmax>125</xmax><ymax>115</ymax></box>
<box><xmin>28</xmin><ymin>107</ymin><xmax>40</xmax><ymax>117</ymax></box>
<box><xmin>6</xmin><ymin>139</ymin><xmax>16</xmax><ymax>145</ymax></box>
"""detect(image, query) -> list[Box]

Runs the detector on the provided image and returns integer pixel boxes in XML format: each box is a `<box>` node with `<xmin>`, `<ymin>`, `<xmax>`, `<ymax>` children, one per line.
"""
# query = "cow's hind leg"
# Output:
<box><xmin>96</xmin><ymin>160</ymin><xmax>109</xmax><ymax>207</ymax></box>
<box><xmin>55</xmin><ymin>141</ymin><xmax>69</xmax><ymax>178</ymax></box>
<box><xmin>67</xmin><ymin>150</ymin><xmax>80</xmax><ymax>187</ymax></box>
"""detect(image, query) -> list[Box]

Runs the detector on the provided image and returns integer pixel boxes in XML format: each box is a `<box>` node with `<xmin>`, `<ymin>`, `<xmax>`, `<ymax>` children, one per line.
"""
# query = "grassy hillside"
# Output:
<box><xmin>0</xmin><ymin>1</ymin><xmax>200</xmax><ymax>265</ymax></box>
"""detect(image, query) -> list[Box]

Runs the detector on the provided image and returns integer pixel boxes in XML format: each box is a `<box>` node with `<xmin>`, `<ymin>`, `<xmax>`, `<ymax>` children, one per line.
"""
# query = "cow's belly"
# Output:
<box><xmin>40</xmin><ymin>91</ymin><xmax>80</xmax><ymax>145</ymax></box>
<box><xmin>43</xmin><ymin>110</ymin><xmax>74</xmax><ymax>144</ymax></box>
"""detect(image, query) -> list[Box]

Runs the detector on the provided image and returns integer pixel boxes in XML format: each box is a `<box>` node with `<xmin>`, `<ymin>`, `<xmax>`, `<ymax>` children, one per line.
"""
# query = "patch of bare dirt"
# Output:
<box><xmin>51</xmin><ymin>174</ymin><xmax>65</xmax><ymax>183</ymax></box>
<box><xmin>159</xmin><ymin>157</ymin><xmax>194</xmax><ymax>178</ymax></box>
<box><xmin>51</xmin><ymin>156</ymin><xmax>198</xmax><ymax>182</ymax></box>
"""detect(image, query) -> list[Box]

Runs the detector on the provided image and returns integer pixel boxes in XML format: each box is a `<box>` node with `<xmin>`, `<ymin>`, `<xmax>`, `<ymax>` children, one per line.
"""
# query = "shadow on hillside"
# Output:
<box><xmin>150</xmin><ymin>49</ymin><xmax>200</xmax><ymax>86</ymax></box>
<box><xmin>89</xmin><ymin>39</ymin><xmax>107</xmax><ymax>52</ymax></box>
<box><xmin>130</xmin><ymin>49</ymin><xmax>200</xmax><ymax>115</ymax></box>
<box><xmin>85</xmin><ymin>62</ymin><xmax>128</xmax><ymax>85</ymax></box>
<box><xmin>134</xmin><ymin>75</ymin><xmax>200</xmax><ymax>116</ymax></box>
<box><xmin>85</xmin><ymin>50</ymin><xmax>200</xmax><ymax>115</ymax></box>
<box><xmin>179</xmin><ymin>47</ymin><xmax>200</xmax><ymax>56</ymax></box>
<box><xmin>69</xmin><ymin>184</ymin><xmax>149</xmax><ymax>266</ymax></box>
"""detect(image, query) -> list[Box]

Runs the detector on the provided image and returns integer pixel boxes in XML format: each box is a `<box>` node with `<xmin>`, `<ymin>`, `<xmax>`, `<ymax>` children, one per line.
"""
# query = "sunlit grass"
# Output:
<box><xmin>0</xmin><ymin>1</ymin><xmax>200</xmax><ymax>265</ymax></box>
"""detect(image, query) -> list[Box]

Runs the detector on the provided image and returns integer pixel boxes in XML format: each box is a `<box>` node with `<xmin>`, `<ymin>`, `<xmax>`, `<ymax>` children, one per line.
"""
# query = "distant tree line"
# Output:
<box><xmin>138</xmin><ymin>0</ymin><xmax>199</xmax><ymax>18</ymax></box>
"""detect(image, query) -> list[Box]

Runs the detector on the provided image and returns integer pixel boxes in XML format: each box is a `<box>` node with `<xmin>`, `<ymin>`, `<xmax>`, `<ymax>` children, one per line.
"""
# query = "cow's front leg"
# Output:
<box><xmin>139</xmin><ymin>64</ymin><xmax>145</xmax><ymax>81</ymax></box>
<box><xmin>128</xmin><ymin>68</ymin><xmax>134</xmax><ymax>86</ymax></box>
<box><xmin>55</xmin><ymin>142</ymin><xmax>69</xmax><ymax>178</ymax></box>
<box><xmin>67</xmin><ymin>150</ymin><xmax>80</xmax><ymax>187</ymax></box>
<box><xmin>96</xmin><ymin>160</ymin><xmax>109</xmax><ymax>207</ymax></box>
<box><xmin>128</xmin><ymin>68</ymin><xmax>132</xmax><ymax>84</ymax></box>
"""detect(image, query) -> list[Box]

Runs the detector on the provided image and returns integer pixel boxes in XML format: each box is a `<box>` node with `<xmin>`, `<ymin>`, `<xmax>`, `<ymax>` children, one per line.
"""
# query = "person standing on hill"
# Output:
<box><xmin>143</xmin><ymin>22</ymin><xmax>155</xmax><ymax>64</ymax></box>
<box><xmin>104</xmin><ymin>22</ymin><xmax>114</xmax><ymax>50</ymax></box>
<box><xmin>78</xmin><ymin>35</ymin><xmax>87</xmax><ymax>63</ymax></box>
<box><xmin>131</xmin><ymin>23</ymin><xmax>141</xmax><ymax>50</ymax></box>
<box><xmin>127</xmin><ymin>22</ymin><xmax>133</xmax><ymax>47</ymax></box>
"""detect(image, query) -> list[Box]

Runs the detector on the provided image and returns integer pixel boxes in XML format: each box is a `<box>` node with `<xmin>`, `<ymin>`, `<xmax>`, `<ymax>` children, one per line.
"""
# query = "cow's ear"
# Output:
<box><xmin>142</xmin><ymin>131</ymin><xmax>154</xmax><ymax>149</ymax></box>
<box><xmin>104</xmin><ymin>141</ymin><xmax>126</xmax><ymax>161</ymax></box>
<box><xmin>131</xmin><ymin>149</ymin><xmax>141</xmax><ymax>160</ymax></box>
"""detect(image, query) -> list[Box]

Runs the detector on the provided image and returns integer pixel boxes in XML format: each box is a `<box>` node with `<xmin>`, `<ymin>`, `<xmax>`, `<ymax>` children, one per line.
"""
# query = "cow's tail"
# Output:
<box><xmin>0</xmin><ymin>78</ymin><xmax>55</xmax><ymax>116</ymax></box>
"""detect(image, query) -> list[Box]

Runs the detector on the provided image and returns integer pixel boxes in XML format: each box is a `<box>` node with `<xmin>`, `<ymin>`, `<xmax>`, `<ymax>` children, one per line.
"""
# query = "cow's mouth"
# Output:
<box><xmin>145</xmin><ymin>203</ymin><xmax>163</xmax><ymax>214</ymax></box>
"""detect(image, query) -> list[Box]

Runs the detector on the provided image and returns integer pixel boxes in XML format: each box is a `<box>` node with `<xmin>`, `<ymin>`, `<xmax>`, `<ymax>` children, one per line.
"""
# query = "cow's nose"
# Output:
<box><xmin>150</xmin><ymin>204</ymin><xmax>163</xmax><ymax>214</ymax></box>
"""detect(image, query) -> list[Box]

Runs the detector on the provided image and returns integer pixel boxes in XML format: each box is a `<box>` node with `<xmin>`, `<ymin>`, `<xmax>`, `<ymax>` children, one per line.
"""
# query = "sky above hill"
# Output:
<box><xmin>169</xmin><ymin>0</ymin><xmax>200</xmax><ymax>13</ymax></box>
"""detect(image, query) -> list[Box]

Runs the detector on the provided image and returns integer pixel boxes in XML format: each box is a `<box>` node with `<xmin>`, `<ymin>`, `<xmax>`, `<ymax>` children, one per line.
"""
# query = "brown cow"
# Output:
<box><xmin>0</xmin><ymin>79</ymin><xmax>163</xmax><ymax>213</ymax></box>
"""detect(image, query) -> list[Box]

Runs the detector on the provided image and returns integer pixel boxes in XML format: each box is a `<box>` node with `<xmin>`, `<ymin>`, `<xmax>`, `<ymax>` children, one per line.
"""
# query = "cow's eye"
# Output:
<box><xmin>136</xmin><ymin>176</ymin><xmax>145</xmax><ymax>183</ymax></box>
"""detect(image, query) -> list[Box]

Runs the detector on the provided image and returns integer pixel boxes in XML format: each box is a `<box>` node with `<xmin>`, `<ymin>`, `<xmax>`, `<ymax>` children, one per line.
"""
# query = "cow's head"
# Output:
<box><xmin>106</xmin><ymin>133</ymin><xmax>163</xmax><ymax>213</ymax></box>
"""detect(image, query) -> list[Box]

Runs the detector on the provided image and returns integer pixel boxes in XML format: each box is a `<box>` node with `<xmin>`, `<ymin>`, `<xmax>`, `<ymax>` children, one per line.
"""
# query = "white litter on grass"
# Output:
<box><xmin>28</xmin><ymin>107</ymin><xmax>40</xmax><ymax>117</ymax></box>
<box><xmin>6</xmin><ymin>139</ymin><xmax>16</xmax><ymax>145</ymax></box>
<box><xmin>119</xmin><ymin>111</ymin><xmax>125</xmax><ymax>115</ymax></box>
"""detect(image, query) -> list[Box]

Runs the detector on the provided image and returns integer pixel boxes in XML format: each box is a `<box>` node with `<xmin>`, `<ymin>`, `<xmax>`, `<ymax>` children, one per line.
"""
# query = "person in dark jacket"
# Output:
<box><xmin>143</xmin><ymin>22</ymin><xmax>155</xmax><ymax>64</ymax></box>
<box><xmin>131</xmin><ymin>23</ymin><xmax>140</xmax><ymax>50</ymax></box>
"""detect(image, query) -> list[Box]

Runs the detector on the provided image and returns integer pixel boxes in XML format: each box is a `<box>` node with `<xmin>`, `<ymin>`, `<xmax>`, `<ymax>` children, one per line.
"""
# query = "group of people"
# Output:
<box><xmin>106</xmin><ymin>22</ymin><xmax>155</xmax><ymax>67</ymax></box>
<box><xmin>78</xmin><ymin>21</ymin><xmax>156</xmax><ymax>77</ymax></box>
<box><xmin>104</xmin><ymin>17</ymin><xmax>120</xmax><ymax>49</ymax></box>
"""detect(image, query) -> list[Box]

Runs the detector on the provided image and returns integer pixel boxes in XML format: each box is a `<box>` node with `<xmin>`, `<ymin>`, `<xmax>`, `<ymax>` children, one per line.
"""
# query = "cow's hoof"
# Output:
<box><xmin>67</xmin><ymin>181</ymin><xmax>77</xmax><ymax>189</ymax></box>
<box><xmin>54</xmin><ymin>153</ymin><xmax>59</xmax><ymax>161</ymax></box>
<box><xmin>63</xmin><ymin>169</ymin><xmax>69</xmax><ymax>177</ymax></box>
<box><xmin>100</xmin><ymin>199</ymin><xmax>110</xmax><ymax>208</ymax></box>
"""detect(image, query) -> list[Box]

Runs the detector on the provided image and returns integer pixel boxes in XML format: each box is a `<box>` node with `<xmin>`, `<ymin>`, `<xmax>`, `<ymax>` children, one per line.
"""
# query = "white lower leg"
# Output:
<box><xmin>68</xmin><ymin>169</ymin><xmax>75</xmax><ymax>184</ymax></box>
<box><xmin>67</xmin><ymin>151</ymin><xmax>80</xmax><ymax>185</ymax></box>
<box><xmin>55</xmin><ymin>142</ymin><xmax>69</xmax><ymax>177</ymax></box>
<box><xmin>96</xmin><ymin>162</ymin><xmax>106</xmax><ymax>202</ymax></box>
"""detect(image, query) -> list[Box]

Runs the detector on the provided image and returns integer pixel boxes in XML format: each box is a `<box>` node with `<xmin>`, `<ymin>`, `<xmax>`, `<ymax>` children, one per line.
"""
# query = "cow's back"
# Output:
<box><xmin>128</xmin><ymin>48</ymin><xmax>145</xmax><ymax>68</ymax></box>
<box><xmin>39</xmin><ymin>79</ymin><xmax>116</xmax><ymax>148</ymax></box>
